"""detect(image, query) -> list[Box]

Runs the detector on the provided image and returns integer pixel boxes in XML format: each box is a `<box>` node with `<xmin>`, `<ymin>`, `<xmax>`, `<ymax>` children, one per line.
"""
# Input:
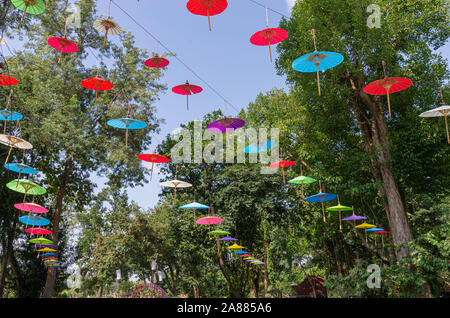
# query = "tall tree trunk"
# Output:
<box><xmin>42</xmin><ymin>158</ymin><xmax>72</xmax><ymax>298</ymax></box>
<box><xmin>263</xmin><ymin>237</ymin><xmax>269</xmax><ymax>297</ymax></box>
<box><xmin>0</xmin><ymin>210</ymin><xmax>18</xmax><ymax>297</ymax></box>
<box><xmin>347</xmin><ymin>72</ymin><xmax>413</xmax><ymax>260</ymax></box>
<box><xmin>216</xmin><ymin>239</ymin><xmax>242</xmax><ymax>297</ymax></box>
<box><xmin>193</xmin><ymin>285</ymin><xmax>199</xmax><ymax>298</ymax></box>
<box><xmin>360</xmin><ymin>92</ymin><xmax>413</xmax><ymax>259</ymax></box>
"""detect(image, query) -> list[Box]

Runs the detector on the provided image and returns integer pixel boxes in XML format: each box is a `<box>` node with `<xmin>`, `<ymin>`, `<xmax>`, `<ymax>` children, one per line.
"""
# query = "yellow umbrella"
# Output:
<box><xmin>227</xmin><ymin>243</ymin><xmax>244</xmax><ymax>250</ymax></box>
<box><xmin>355</xmin><ymin>222</ymin><xmax>375</xmax><ymax>243</ymax></box>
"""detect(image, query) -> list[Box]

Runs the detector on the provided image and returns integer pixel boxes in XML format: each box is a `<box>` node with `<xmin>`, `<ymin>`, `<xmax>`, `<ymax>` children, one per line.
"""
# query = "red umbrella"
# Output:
<box><xmin>145</xmin><ymin>54</ymin><xmax>169</xmax><ymax>68</ymax></box>
<box><xmin>137</xmin><ymin>153</ymin><xmax>170</xmax><ymax>181</ymax></box>
<box><xmin>48</xmin><ymin>37</ymin><xmax>78</xmax><ymax>64</ymax></box>
<box><xmin>268</xmin><ymin>160</ymin><xmax>296</xmax><ymax>184</ymax></box>
<box><xmin>172</xmin><ymin>81</ymin><xmax>203</xmax><ymax>111</ymax></box>
<box><xmin>187</xmin><ymin>0</ymin><xmax>228</xmax><ymax>31</ymax></box>
<box><xmin>48</xmin><ymin>17</ymin><xmax>79</xmax><ymax>64</ymax></box>
<box><xmin>0</xmin><ymin>75</ymin><xmax>19</xmax><ymax>86</ymax></box>
<box><xmin>250</xmin><ymin>28</ymin><xmax>288</xmax><ymax>63</ymax></box>
<box><xmin>363</xmin><ymin>61</ymin><xmax>412</xmax><ymax>117</ymax></box>
<box><xmin>25</xmin><ymin>227</ymin><xmax>52</xmax><ymax>235</ymax></box>
<box><xmin>81</xmin><ymin>77</ymin><xmax>113</xmax><ymax>104</ymax></box>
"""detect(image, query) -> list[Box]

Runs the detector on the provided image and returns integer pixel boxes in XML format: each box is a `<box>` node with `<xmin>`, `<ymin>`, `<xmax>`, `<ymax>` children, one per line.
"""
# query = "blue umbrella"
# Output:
<box><xmin>365</xmin><ymin>227</ymin><xmax>384</xmax><ymax>232</ymax></box>
<box><xmin>233</xmin><ymin>250</ymin><xmax>248</xmax><ymax>255</ymax></box>
<box><xmin>107</xmin><ymin>118</ymin><xmax>147</xmax><ymax>149</ymax></box>
<box><xmin>5</xmin><ymin>163</ymin><xmax>39</xmax><ymax>175</ymax></box>
<box><xmin>39</xmin><ymin>253</ymin><xmax>57</xmax><ymax>257</ymax></box>
<box><xmin>178</xmin><ymin>201</ymin><xmax>210</xmax><ymax>218</ymax></box>
<box><xmin>178</xmin><ymin>202</ymin><xmax>210</xmax><ymax>210</ymax></box>
<box><xmin>0</xmin><ymin>110</ymin><xmax>23</xmax><ymax>121</ymax></box>
<box><xmin>18</xmin><ymin>215</ymin><xmax>50</xmax><ymax>227</ymax></box>
<box><xmin>305</xmin><ymin>182</ymin><xmax>337</xmax><ymax>222</ymax></box>
<box><xmin>244</xmin><ymin>140</ymin><xmax>275</xmax><ymax>154</ymax></box>
<box><xmin>292</xmin><ymin>29</ymin><xmax>344</xmax><ymax>96</ymax></box>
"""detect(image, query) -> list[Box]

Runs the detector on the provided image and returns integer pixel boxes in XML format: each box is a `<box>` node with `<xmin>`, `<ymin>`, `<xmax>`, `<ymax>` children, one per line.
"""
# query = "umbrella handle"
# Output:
<box><xmin>321</xmin><ymin>201</ymin><xmax>326</xmax><ymax>222</ymax></box>
<box><xmin>282</xmin><ymin>166</ymin><xmax>285</xmax><ymax>184</ymax></box>
<box><xmin>444</xmin><ymin>112</ymin><xmax>449</xmax><ymax>144</ymax></box>
<box><xmin>339</xmin><ymin>210</ymin><xmax>342</xmax><ymax>232</ymax></box>
<box><xmin>58</xmin><ymin>49</ymin><xmax>63</xmax><ymax>64</ymax></box>
<box><xmin>207</xmin><ymin>8</ymin><xmax>211</xmax><ymax>31</ymax></box>
<box><xmin>316</xmin><ymin>64</ymin><xmax>321</xmax><ymax>96</ymax></box>
<box><xmin>4</xmin><ymin>146</ymin><xmax>13</xmax><ymax>166</ymax></box>
<box><xmin>103</xmin><ymin>28</ymin><xmax>109</xmax><ymax>47</ymax></box>
<box><xmin>150</xmin><ymin>161</ymin><xmax>154</xmax><ymax>181</ymax></box>
<box><xmin>21</xmin><ymin>6</ymin><xmax>27</xmax><ymax>22</ymax></box>
<box><xmin>386</xmin><ymin>90</ymin><xmax>391</xmax><ymax>117</ymax></box>
<box><xmin>125</xmin><ymin>128</ymin><xmax>128</xmax><ymax>150</ymax></box>
<box><xmin>268</xmin><ymin>42</ymin><xmax>272</xmax><ymax>63</ymax></box>
<box><xmin>186</xmin><ymin>95</ymin><xmax>189</xmax><ymax>111</ymax></box>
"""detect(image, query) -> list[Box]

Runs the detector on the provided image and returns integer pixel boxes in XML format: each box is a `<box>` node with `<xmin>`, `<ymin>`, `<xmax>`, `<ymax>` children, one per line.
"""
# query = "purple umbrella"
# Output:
<box><xmin>219</xmin><ymin>235</ymin><xmax>238</xmax><ymax>241</ymax></box>
<box><xmin>35</xmin><ymin>244</ymin><xmax>57</xmax><ymax>248</ymax></box>
<box><xmin>342</xmin><ymin>209</ymin><xmax>367</xmax><ymax>234</ymax></box>
<box><xmin>207</xmin><ymin>118</ymin><xmax>246</xmax><ymax>133</ymax></box>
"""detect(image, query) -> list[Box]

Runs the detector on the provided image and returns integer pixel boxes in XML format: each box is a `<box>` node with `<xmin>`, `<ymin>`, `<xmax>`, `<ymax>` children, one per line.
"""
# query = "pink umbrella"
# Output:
<box><xmin>14</xmin><ymin>202</ymin><xmax>49</xmax><ymax>229</ymax></box>
<box><xmin>25</xmin><ymin>227</ymin><xmax>52</xmax><ymax>235</ymax></box>
<box><xmin>14</xmin><ymin>202</ymin><xmax>48</xmax><ymax>214</ymax></box>
<box><xmin>196</xmin><ymin>216</ymin><xmax>223</xmax><ymax>238</ymax></box>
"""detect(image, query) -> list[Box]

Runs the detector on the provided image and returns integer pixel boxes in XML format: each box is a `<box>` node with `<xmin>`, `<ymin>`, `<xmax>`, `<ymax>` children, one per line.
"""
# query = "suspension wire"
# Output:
<box><xmin>110</xmin><ymin>0</ymin><xmax>241</xmax><ymax>115</ymax></box>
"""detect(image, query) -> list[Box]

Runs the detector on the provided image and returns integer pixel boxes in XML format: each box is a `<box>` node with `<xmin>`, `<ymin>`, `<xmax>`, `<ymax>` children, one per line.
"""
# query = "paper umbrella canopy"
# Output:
<box><xmin>172</xmin><ymin>81</ymin><xmax>203</xmax><ymax>111</ymax></box>
<box><xmin>207</xmin><ymin>118</ymin><xmax>246</xmax><ymax>133</ymax></box>
<box><xmin>0</xmin><ymin>74</ymin><xmax>19</xmax><ymax>86</ymax></box>
<box><xmin>18</xmin><ymin>215</ymin><xmax>50</xmax><ymax>227</ymax></box>
<box><xmin>11</xmin><ymin>0</ymin><xmax>46</xmax><ymax>22</ymax></box>
<box><xmin>186</xmin><ymin>0</ymin><xmax>228</xmax><ymax>31</ymax></box>
<box><xmin>0</xmin><ymin>110</ymin><xmax>23</xmax><ymax>121</ymax></box>
<box><xmin>7</xmin><ymin>179</ymin><xmax>46</xmax><ymax>196</ymax></box>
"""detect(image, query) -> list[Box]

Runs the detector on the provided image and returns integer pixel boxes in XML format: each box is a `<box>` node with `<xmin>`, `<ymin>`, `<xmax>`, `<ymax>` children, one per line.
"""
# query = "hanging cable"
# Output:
<box><xmin>110</xmin><ymin>0</ymin><xmax>241</xmax><ymax>115</ymax></box>
<box><xmin>247</xmin><ymin>0</ymin><xmax>290</xmax><ymax>19</ymax></box>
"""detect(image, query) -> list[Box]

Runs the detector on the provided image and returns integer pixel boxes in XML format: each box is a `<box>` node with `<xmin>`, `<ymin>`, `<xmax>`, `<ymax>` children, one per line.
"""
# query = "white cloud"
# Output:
<box><xmin>285</xmin><ymin>0</ymin><xmax>297</xmax><ymax>10</ymax></box>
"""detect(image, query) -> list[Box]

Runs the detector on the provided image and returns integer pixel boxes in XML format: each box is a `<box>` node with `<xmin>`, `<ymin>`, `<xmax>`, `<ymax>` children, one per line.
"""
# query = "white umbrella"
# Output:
<box><xmin>0</xmin><ymin>134</ymin><xmax>33</xmax><ymax>165</ymax></box>
<box><xmin>93</xmin><ymin>17</ymin><xmax>122</xmax><ymax>47</ymax></box>
<box><xmin>419</xmin><ymin>88</ymin><xmax>450</xmax><ymax>144</ymax></box>
<box><xmin>160</xmin><ymin>179</ymin><xmax>192</xmax><ymax>205</ymax></box>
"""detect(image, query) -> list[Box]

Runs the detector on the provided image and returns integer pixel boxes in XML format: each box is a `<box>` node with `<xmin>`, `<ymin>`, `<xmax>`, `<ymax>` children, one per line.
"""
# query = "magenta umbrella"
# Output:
<box><xmin>207</xmin><ymin>118</ymin><xmax>246</xmax><ymax>133</ymax></box>
<box><xmin>342</xmin><ymin>209</ymin><xmax>367</xmax><ymax>235</ymax></box>
<box><xmin>14</xmin><ymin>202</ymin><xmax>48</xmax><ymax>229</ymax></box>
<box><xmin>196</xmin><ymin>216</ymin><xmax>223</xmax><ymax>238</ymax></box>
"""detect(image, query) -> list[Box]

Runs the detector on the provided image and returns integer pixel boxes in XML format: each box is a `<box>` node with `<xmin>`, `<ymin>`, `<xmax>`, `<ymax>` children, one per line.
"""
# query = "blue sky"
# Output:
<box><xmin>4</xmin><ymin>1</ymin><xmax>449</xmax><ymax>211</ymax></box>
<box><xmin>99</xmin><ymin>0</ymin><xmax>449</xmax><ymax>211</ymax></box>
<box><xmin>103</xmin><ymin>0</ymin><xmax>294</xmax><ymax>210</ymax></box>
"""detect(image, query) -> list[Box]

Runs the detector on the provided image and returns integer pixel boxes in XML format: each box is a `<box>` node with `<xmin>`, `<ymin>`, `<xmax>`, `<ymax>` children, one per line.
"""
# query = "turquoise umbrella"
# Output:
<box><xmin>292</xmin><ymin>29</ymin><xmax>344</xmax><ymax>96</ymax></box>
<box><xmin>18</xmin><ymin>215</ymin><xmax>50</xmax><ymax>227</ymax></box>
<box><xmin>179</xmin><ymin>201</ymin><xmax>210</xmax><ymax>218</ymax></box>
<box><xmin>244</xmin><ymin>140</ymin><xmax>275</xmax><ymax>153</ymax></box>
<box><xmin>107</xmin><ymin>118</ymin><xmax>147</xmax><ymax>149</ymax></box>
<box><xmin>305</xmin><ymin>181</ymin><xmax>337</xmax><ymax>222</ymax></box>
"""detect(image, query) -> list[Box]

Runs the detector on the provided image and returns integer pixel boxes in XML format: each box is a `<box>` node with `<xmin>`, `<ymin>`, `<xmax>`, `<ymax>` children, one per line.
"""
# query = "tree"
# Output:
<box><xmin>0</xmin><ymin>0</ymin><xmax>165</xmax><ymax>297</ymax></box>
<box><xmin>275</xmin><ymin>0</ymin><xmax>449</xmax><ymax>260</ymax></box>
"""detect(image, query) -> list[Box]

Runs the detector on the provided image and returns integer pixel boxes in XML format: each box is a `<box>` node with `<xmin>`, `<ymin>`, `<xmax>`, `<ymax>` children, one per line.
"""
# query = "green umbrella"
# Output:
<box><xmin>11</xmin><ymin>0</ymin><xmax>46</xmax><ymax>22</ymax></box>
<box><xmin>7</xmin><ymin>179</ymin><xmax>46</xmax><ymax>194</ymax></box>
<box><xmin>287</xmin><ymin>162</ymin><xmax>317</xmax><ymax>199</ymax></box>
<box><xmin>7</xmin><ymin>179</ymin><xmax>46</xmax><ymax>203</ymax></box>
<box><xmin>243</xmin><ymin>257</ymin><xmax>255</xmax><ymax>261</ymax></box>
<box><xmin>326</xmin><ymin>196</ymin><xmax>353</xmax><ymax>232</ymax></box>
<box><xmin>210</xmin><ymin>230</ymin><xmax>230</xmax><ymax>236</ymax></box>
<box><xmin>29</xmin><ymin>237</ymin><xmax>53</xmax><ymax>244</ymax></box>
